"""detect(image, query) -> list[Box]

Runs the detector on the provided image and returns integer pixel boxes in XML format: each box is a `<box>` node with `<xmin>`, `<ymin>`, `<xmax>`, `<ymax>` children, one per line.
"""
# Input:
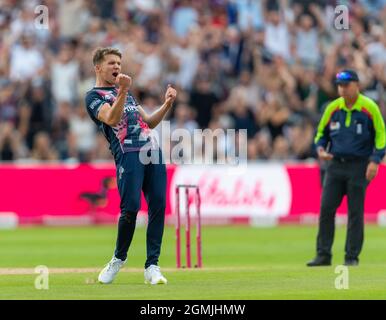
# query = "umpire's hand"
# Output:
<box><xmin>366</xmin><ymin>161</ymin><xmax>379</xmax><ymax>181</ymax></box>
<box><xmin>317</xmin><ymin>147</ymin><xmax>333</xmax><ymax>161</ymax></box>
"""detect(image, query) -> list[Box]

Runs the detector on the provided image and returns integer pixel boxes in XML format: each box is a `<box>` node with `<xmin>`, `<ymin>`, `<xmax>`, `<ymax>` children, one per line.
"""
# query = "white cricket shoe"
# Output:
<box><xmin>98</xmin><ymin>256</ymin><xmax>126</xmax><ymax>284</ymax></box>
<box><xmin>144</xmin><ymin>265</ymin><xmax>168</xmax><ymax>285</ymax></box>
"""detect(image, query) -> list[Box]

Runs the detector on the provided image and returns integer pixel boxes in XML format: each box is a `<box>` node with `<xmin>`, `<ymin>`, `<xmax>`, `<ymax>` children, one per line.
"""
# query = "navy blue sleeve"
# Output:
<box><xmin>314</xmin><ymin>125</ymin><xmax>330</xmax><ymax>151</ymax></box>
<box><xmin>85</xmin><ymin>91</ymin><xmax>106</xmax><ymax>123</ymax></box>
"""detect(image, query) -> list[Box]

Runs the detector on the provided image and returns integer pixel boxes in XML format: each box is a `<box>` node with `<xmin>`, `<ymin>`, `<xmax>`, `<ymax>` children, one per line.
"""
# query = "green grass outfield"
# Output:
<box><xmin>1</xmin><ymin>224</ymin><xmax>386</xmax><ymax>300</ymax></box>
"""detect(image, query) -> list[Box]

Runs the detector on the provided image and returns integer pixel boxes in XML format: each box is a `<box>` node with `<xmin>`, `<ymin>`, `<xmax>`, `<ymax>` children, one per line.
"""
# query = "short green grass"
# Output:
<box><xmin>1</xmin><ymin>225</ymin><xmax>386</xmax><ymax>299</ymax></box>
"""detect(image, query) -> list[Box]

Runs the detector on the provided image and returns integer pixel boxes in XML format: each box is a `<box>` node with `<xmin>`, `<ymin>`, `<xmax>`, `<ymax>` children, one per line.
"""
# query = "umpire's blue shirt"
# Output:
<box><xmin>315</xmin><ymin>94</ymin><xmax>386</xmax><ymax>163</ymax></box>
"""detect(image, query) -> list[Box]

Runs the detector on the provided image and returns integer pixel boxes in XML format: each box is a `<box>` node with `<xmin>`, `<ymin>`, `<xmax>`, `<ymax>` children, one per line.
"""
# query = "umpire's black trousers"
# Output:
<box><xmin>316</xmin><ymin>157</ymin><xmax>369</xmax><ymax>260</ymax></box>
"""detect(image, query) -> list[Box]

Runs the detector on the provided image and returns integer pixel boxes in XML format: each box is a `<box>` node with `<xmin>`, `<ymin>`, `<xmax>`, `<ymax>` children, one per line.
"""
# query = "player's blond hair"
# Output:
<box><xmin>92</xmin><ymin>47</ymin><xmax>122</xmax><ymax>66</ymax></box>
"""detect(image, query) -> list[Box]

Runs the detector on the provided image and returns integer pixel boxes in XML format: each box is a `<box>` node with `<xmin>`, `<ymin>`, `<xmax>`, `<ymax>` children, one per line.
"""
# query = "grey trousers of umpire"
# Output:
<box><xmin>316</xmin><ymin>158</ymin><xmax>369</xmax><ymax>260</ymax></box>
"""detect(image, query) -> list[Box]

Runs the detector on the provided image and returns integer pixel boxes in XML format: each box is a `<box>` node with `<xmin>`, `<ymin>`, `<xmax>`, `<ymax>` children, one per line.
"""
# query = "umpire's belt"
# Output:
<box><xmin>333</xmin><ymin>156</ymin><xmax>368</xmax><ymax>163</ymax></box>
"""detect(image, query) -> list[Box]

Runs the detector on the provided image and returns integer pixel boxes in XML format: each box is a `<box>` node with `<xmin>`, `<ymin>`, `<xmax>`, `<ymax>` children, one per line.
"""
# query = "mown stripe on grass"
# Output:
<box><xmin>0</xmin><ymin>266</ymin><xmax>261</xmax><ymax>275</ymax></box>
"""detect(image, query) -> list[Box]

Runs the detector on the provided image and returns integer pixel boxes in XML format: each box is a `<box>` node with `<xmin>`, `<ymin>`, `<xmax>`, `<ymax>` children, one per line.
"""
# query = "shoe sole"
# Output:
<box><xmin>98</xmin><ymin>276</ymin><xmax>113</xmax><ymax>284</ymax></box>
<box><xmin>144</xmin><ymin>279</ymin><xmax>167</xmax><ymax>285</ymax></box>
<box><xmin>307</xmin><ymin>265</ymin><xmax>331</xmax><ymax>267</ymax></box>
<box><xmin>98</xmin><ymin>279</ymin><xmax>113</xmax><ymax>284</ymax></box>
<box><xmin>306</xmin><ymin>263</ymin><xmax>331</xmax><ymax>267</ymax></box>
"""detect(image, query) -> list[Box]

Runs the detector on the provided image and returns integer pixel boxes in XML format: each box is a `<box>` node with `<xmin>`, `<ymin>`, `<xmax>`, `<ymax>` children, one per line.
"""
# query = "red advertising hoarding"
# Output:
<box><xmin>0</xmin><ymin>163</ymin><xmax>385</xmax><ymax>224</ymax></box>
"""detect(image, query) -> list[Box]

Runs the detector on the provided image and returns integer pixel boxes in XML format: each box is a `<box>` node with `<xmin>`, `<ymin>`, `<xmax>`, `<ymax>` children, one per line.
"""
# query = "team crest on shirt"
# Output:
<box><xmin>127</xmin><ymin>96</ymin><xmax>137</xmax><ymax>105</ymax></box>
<box><xmin>330</xmin><ymin>121</ymin><xmax>340</xmax><ymax>130</ymax></box>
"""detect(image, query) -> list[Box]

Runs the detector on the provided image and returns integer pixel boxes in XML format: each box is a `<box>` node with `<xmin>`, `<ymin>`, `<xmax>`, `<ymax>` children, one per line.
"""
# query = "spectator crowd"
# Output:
<box><xmin>1</xmin><ymin>0</ymin><xmax>386</xmax><ymax>163</ymax></box>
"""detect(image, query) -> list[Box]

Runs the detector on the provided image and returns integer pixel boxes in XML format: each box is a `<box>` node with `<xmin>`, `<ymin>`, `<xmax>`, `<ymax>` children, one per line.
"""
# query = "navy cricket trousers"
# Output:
<box><xmin>113</xmin><ymin>148</ymin><xmax>166</xmax><ymax>268</ymax></box>
<box><xmin>316</xmin><ymin>158</ymin><xmax>369</xmax><ymax>261</ymax></box>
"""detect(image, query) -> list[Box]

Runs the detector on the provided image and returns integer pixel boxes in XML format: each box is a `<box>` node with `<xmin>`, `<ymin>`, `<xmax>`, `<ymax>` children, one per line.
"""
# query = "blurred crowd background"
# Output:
<box><xmin>1</xmin><ymin>0</ymin><xmax>386</xmax><ymax>163</ymax></box>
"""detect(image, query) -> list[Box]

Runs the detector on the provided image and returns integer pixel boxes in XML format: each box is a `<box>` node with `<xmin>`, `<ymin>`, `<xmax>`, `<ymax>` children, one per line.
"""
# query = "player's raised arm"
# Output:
<box><xmin>97</xmin><ymin>74</ymin><xmax>132</xmax><ymax>126</ymax></box>
<box><xmin>138</xmin><ymin>85</ymin><xmax>177</xmax><ymax>129</ymax></box>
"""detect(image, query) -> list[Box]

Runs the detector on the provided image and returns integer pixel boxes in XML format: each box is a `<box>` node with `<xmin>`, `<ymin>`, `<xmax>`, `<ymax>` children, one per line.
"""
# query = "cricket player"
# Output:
<box><xmin>85</xmin><ymin>47</ymin><xmax>177</xmax><ymax>284</ymax></box>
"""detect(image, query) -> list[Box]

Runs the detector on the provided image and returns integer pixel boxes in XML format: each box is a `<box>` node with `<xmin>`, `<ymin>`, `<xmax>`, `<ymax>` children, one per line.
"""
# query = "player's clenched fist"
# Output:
<box><xmin>116</xmin><ymin>74</ymin><xmax>132</xmax><ymax>91</ymax></box>
<box><xmin>165</xmin><ymin>84</ymin><xmax>177</xmax><ymax>105</ymax></box>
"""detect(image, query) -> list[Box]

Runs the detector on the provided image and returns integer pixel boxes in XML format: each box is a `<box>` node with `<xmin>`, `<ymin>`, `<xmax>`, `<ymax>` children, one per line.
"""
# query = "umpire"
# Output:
<box><xmin>307</xmin><ymin>69</ymin><xmax>386</xmax><ymax>267</ymax></box>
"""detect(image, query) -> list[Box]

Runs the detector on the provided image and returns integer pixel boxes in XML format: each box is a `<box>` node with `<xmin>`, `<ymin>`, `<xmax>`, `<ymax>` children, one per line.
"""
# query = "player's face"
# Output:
<box><xmin>96</xmin><ymin>54</ymin><xmax>121</xmax><ymax>85</ymax></box>
<box><xmin>338</xmin><ymin>82</ymin><xmax>359</xmax><ymax>99</ymax></box>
